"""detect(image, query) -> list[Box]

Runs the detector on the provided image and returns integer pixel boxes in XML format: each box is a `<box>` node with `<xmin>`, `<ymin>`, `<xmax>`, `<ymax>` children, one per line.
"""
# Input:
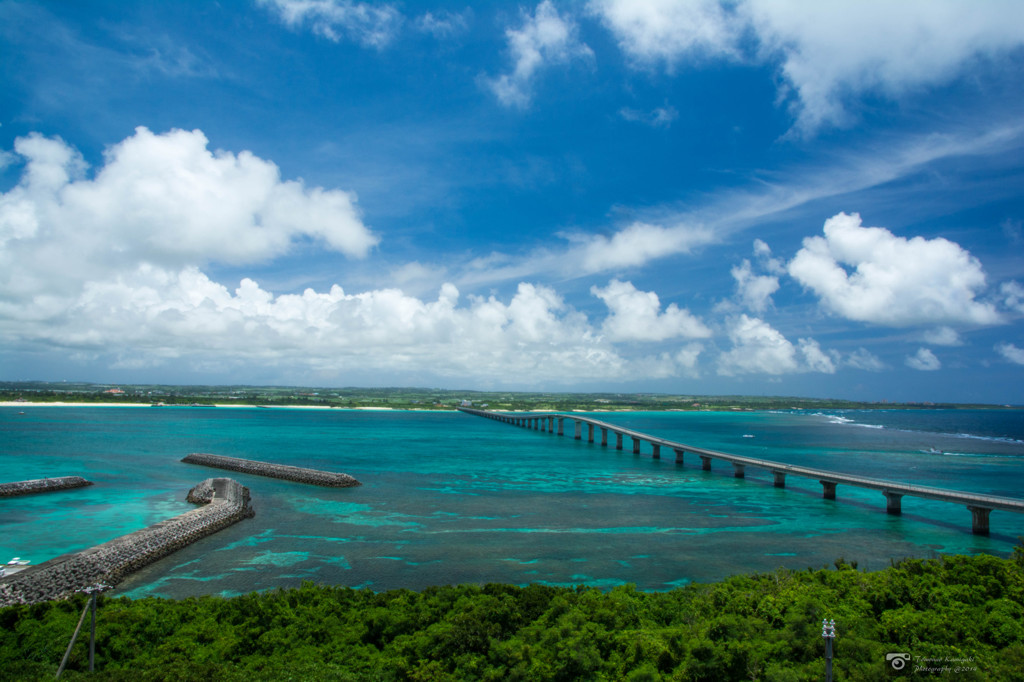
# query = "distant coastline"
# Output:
<box><xmin>1</xmin><ymin>381</ymin><xmax>1019</xmax><ymax>414</ymax></box>
<box><xmin>0</xmin><ymin>401</ymin><xmax>452</xmax><ymax>412</ymax></box>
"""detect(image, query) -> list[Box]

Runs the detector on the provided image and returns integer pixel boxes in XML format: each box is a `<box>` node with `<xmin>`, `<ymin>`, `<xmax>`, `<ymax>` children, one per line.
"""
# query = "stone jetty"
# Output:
<box><xmin>0</xmin><ymin>477</ymin><xmax>253</xmax><ymax>607</ymax></box>
<box><xmin>0</xmin><ymin>476</ymin><xmax>93</xmax><ymax>497</ymax></box>
<box><xmin>182</xmin><ymin>453</ymin><xmax>361</xmax><ymax>487</ymax></box>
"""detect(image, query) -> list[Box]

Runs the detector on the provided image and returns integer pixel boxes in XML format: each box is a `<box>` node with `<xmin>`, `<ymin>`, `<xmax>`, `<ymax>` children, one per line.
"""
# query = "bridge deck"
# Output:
<box><xmin>458</xmin><ymin>408</ymin><xmax>1024</xmax><ymax>533</ymax></box>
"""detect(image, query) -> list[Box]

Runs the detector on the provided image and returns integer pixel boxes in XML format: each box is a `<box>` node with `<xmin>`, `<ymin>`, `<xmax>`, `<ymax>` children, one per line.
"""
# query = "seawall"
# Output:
<box><xmin>0</xmin><ymin>476</ymin><xmax>93</xmax><ymax>497</ymax></box>
<box><xmin>182</xmin><ymin>453</ymin><xmax>361</xmax><ymax>487</ymax></box>
<box><xmin>0</xmin><ymin>477</ymin><xmax>254</xmax><ymax>607</ymax></box>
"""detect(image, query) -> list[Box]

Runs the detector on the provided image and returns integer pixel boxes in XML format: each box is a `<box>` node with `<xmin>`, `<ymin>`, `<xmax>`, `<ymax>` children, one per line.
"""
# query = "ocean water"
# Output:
<box><xmin>1</xmin><ymin>406</ymin><xmax>1022</xmax><ymax>599</ymax></box>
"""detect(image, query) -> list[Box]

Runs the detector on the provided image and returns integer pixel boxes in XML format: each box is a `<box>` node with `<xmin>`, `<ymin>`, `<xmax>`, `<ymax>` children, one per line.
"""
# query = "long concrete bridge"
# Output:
<box><xmin>458</xmin><ymin>407</ymin><xmax>1024</xmax><ymax>535</ymax></box>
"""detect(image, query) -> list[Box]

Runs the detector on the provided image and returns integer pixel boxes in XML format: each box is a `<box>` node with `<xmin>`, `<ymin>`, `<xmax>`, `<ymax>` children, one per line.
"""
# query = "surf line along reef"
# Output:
<box><xmin>0</xmin><ymin>478</ymin><xmax>254</xmax><ymax>607</ymax></box>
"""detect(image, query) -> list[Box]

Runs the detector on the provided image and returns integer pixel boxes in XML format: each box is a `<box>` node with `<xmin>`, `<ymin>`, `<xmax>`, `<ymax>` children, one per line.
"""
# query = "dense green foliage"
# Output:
<box><xmin>3</xmin><ymin>381</ymin><xmax>1013</xmax><ymax>411</ymax></box>
<box><xmin>2</xmin><ymin>553</ymin><xmax>1023</xmax><ymax>680</ymax></box>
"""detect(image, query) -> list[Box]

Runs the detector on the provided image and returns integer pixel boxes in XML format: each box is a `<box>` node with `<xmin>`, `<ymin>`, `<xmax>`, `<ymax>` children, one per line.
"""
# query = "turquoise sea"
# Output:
<box><xmin>1</xmin><ymin>406</ymin><xmax>1023</xmax><ymax>599</ymax></box>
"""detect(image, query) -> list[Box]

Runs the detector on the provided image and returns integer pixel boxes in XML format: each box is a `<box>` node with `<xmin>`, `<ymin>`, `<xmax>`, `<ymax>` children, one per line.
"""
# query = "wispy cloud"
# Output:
<box><xmin>484</xmin><ymin>1</ymin><xmax>593</xmax><ymax>108</ymax></box>
<box><xmin>619</xmin><ymin>104</ymin><xmax>678</xmax><ymax>128</ymax></box>
<box><xmin>257</xmin><ymin>0</ymin><xmax>403</xmax><ymax>48</ymax></box>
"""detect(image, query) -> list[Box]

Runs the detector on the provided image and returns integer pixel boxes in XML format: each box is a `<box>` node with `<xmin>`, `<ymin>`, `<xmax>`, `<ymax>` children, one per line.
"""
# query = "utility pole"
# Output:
<box><xmin>822</xmin><ymin>618</ymin><xmax>836</xmax><ymax>682</ymax></box>
<box><xmin>82</xmin><ymin>584</ymin><xmax>111</xmax><ymax>673</ymax></box>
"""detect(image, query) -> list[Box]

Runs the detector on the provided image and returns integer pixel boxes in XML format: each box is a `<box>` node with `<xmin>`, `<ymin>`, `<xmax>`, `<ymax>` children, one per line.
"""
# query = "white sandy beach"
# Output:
<box><xmin>0</xmin><ymin>401</ymin><xmax>452</xmax><ymax>411</ymax></box>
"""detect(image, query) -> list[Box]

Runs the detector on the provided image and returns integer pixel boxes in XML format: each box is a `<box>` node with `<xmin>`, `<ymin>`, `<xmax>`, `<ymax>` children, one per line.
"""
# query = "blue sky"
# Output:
<box><xmin>2</xmin><ymin>0</ymin><xmax>1024</xmax><ymax>403</ymax></box>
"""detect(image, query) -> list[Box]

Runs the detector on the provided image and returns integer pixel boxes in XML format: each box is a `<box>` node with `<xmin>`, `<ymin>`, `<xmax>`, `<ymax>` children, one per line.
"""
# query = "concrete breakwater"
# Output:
<box><xmin>0</xmin><ymin>477</ymin><xmax>253</xmax><ymax>607</ymax></box>
<box><xmin>182</xmin><ymin>452</ymin><xmax>361</xmax><ymax>487</ymax></box>
<box><xmin>0</xmin><ymin>476</ymin><xmax>93</xmax><ymax>497</ymax></box>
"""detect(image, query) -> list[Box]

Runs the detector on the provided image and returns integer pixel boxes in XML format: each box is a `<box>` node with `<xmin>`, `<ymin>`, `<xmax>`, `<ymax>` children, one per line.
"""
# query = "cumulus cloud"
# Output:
<box><xmin>3</xmin><ymin>263</ymin><xmax>705</xmax><ymax>384</ymax></box>
<box><xmin>717</xmin><ymin>314</ymin><xmax>835</xmax><ymax>375</ymax></box>
<box><xmin>257</xmin><ymin>0</ymin><xmax>402</xmax><ymax>48</ymax></box>
<box><xmin>591</xmin><ymin>279</ymin><xmax>711</xmax><ymax>342</ymax></box>
<box><xmin>1003</xmin><ymin>281</ymin><xmax>1024</xmax><ymax>314</ymax></box>
<box><xmin>906</xmin><ymin>347</ymin><xmax>941</xmax><ymax>371</ymax></box>
<box><xmin>798</xmin><ymin>338</ymin><xmax>838</xmax><ymax>374</ymax></box>
<box><xmin>0</xmin><ymin>128</ymin><xmax>378</xmax><ymax>319</ymax></box>
<box><xmin>485</xmin><ymin>1</ymin><xmax>593</xmax><ymax>108</ymax></box>
<box><xmin>590</xmin><ymin>0</ymin><xmax>1024</xmax><ymax>132</ymax></box>
<box><xmin>0</xmin><ymin>130</ymin><xmax>722</xmax><ymax>384</ymax></box>
<box><xmin>788</xmin><ymin>212</ymin><xmax>1000</xmax><ymax>327</ymax></box>
<box><xmin>589</xmin><ymin>0</ymin><xmax>739</xmax><ymax>68</ymax></box>
<box><xmin>0</xmin><ymin>128</ymin><xmax>376</xmax><ymax>289</ymax></box>
<box><xmin>730</xmin><ymin>259</ymin><xmax>779</xmax><ymax>313</ymax></box>
<box><xmin>923</xmin><ymin>327</ymin><xmax>962</xmax><ymax>346</ymax></box>
<box><xmin>845</xmin><ymin>347</ymin><xmax>885</xmax><ymax>372</ymax></box>
<box><xmin>996</xmin><ymin>342</ymin><xmax>1024</xmax><ymax>365</ymax></box>
<box><xmin>745</xmin><ymin>0</ymin><xmax>1024</xmax><ymax>132</ymax></box>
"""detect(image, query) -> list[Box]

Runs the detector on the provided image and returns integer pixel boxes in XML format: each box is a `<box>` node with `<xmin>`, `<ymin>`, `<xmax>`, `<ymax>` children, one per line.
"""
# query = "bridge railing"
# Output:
<box><xmin>458</xmin><ymin>407</ymin><xmax>1024</xmax><ymax>534</ymax></box>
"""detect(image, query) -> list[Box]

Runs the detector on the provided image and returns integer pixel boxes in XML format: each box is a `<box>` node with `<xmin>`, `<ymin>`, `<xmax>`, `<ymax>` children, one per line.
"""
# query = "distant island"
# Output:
<box><xmin>1</xmin><ymin>381</ymin><xmax>1017</xmax><ymax>412</ymax></box>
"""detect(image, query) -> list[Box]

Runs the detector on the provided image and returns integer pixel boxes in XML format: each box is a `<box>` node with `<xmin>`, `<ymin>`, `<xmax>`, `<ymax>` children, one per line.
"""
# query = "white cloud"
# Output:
<box><xmin>416</xmin><ymin>10</ymin><xmax>470</xmax><ymax>38</ymax></box>
<box><xmin>485</xmin><ymin>1</ymin><xmax>593</xmax><ymax>108</ymax></box>
<box><xmin>752</xmin><ymin>238</ymin><xmax>785</xmax><ymax>275</ymax></box>
<box><xmin>996</xmin><ymin>342</ymin><xmax>1024</xmax><ymax>366</ymax></box>
<box><xmin>798</xmin><ymin>338</ymin><xmax>837</xmax><ymax>374</ymax></box>
<box><xmin>572</xmin><ymin>221</ymin><xmax>715</xmax><ymax>273</ymax></box>
<box><xmin>923</xmin><ymin>327</ymin><xmax>962</xmax><ymax>346</ymax></box>
<box><xmin>717</xmin><ymin>314</ymin><xmax>835</xmax><ymax>376</ymax></box>
<box><xmin>674</xmin><ymin>343</ymin><xmax>703</xmax><ymax>374</ymax></box>
<box><xmin>745</xmin><ymin>0</ymin><xmax>1024</xmax><ymax>133</ymax></box>
<box><xmin>619</xmin><ymin>104</ymin><xmax>679</xmax><ymax>128</ymax></box>
<box><xmin>591</xmin><ymin>279</ymin><xmax>711</xmax><ymax>342</ymax></box>
<box><xmin>788</xmin><ymin>212</ymin><xmax>1000</xmax><ymax>327</ymax></box>
<box><xmin>590</xmin><ymin>0</ymin><xmax>1024</xmax><ymax>132</ymax></box>
<box><xmin>1002</xmin><ymin>281</ymin><xmax>1024</xmax><ymax>314</ymax></box>
<box><xmin>3</xmin><ymin>263</ymin><xmax>712</xmax><ymax>384</ymax></box>
<box><xmin>257</xmin><ymin>0</ymin><xmax>402</xmax><ymax>48</ymax></box>
<box><xmin>845</xmin><ymin>347</ymin><xmax>885</xmax><ymax>372</ymax></box>
<box><xmin>730</xmin><ymin>259</ymin><xmax>778</xmax><ymax>313</ymax></box>
<box><xmin>0</xmin><ymin>130</ymin><xmax>723</xmax><ymax>385</ymax></box>
<box><xmin>0</xmin><ymin>128</ymin><xmax>376</xmax><ymax>291</ymax></box>
<box><xmin>589</xmin><ymin>0</ymin><xmax>739</xmax><ymax>69</ymax></box>
<box><xmin>906</xmin><ymin>347</ymin><xmax>941</xmax><ymax>371</ymax></box>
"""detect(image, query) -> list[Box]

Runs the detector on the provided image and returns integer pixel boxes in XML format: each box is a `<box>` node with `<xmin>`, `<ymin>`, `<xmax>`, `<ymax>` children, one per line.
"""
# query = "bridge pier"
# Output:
<box><xmin>968</xmin><ymin>506</ymin><xmax>991</xmax><ymax>535</ymax></box>
<box><xmin>458</xmin><ymin>408</ymin><xmax>1024</xmax><ymax>538</ymax></box>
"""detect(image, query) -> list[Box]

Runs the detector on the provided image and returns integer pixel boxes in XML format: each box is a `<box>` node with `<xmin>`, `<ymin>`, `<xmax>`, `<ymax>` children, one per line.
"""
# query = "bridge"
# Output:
<box><xmin>458</xmin><ymin>407</ymin><xmax>1024</xmax><ymax>535</ymax></box>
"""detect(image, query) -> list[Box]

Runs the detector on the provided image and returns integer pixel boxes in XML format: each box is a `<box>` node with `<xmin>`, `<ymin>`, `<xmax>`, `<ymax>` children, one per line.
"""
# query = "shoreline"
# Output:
<box><xmin>0</xmin><ymin>401</ymin><xmax>453</xmax><ymax>411</ymax></box>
